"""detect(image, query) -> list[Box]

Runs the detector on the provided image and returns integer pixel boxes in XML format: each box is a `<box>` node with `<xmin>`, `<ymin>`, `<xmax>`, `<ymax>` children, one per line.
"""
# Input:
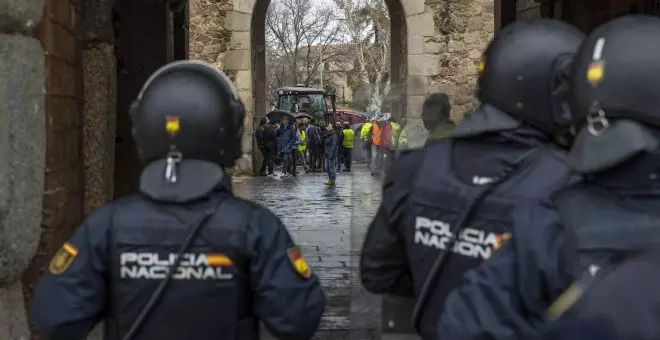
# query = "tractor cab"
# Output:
<box><xmin>276</xmin><ymin>85</ymin><xmax>337</xmax><ymax>124</ymax></box>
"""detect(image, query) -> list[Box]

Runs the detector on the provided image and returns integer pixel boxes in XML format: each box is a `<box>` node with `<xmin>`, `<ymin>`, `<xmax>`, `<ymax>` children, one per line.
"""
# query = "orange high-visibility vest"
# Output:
<box><xmin>372</xmin><ymin>123</ymin><xmax>382</xmax><ymax>145</ymax></box>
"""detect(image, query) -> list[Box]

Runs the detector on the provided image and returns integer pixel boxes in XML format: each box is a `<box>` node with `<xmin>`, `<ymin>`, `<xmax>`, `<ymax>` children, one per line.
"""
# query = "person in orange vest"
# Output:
<box><xmin>370</xmin><ymin>113</ymin><xmax>392</xmax><ymax>177</ymax></box>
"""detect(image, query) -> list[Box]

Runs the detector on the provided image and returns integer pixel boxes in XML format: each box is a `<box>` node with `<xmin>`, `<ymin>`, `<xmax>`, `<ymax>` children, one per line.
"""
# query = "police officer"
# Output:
<box><xmin>360</xmin><ymin>20</ymin><xmax>584</xmax><ymax>340</ymax></box>
<box><xmin>29</xmin><ymin>61</ymin><xmax>325</xmax><ymax>340</ymax></box>
<box><xmin>537</xmin><ymin>15</ymin><xmax>660</xmax><ymax>340</ymax></box>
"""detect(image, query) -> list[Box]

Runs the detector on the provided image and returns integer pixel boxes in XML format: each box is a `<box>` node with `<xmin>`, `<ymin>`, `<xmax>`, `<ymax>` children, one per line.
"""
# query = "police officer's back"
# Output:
<box><xmin>540</xmin><ymin>15</ymin><xmax>660</xmax><ymax>340</ymax></box>
<box><xmin>29</xmin><ymin>61</ymin><xmax>325</xmax><ymax>340</ymax></box>
<box><xmin>360</xmin><ymin>20</ymin><xmax>584</xmax><ymax>340</ymax></box>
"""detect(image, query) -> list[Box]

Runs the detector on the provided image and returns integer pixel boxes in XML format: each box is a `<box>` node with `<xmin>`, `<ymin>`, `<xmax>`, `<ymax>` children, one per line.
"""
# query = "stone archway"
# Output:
<box><xmin>213</xmin><ymin>0</ymin><xmax>495</xmax><ymax>173</ymax></box>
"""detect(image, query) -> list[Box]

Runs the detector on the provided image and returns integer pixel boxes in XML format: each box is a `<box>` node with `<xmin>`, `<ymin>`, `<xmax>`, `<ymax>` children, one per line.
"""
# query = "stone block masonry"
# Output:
<box><xmin>0</xmin><ymin>0</ymin><xmax>47</xmax><ymax>338</ymax></box>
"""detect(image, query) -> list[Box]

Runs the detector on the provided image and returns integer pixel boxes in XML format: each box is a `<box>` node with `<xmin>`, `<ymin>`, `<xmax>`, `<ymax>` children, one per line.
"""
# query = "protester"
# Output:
<box><xmin>306</xmin><ymin>120</ymin><xmax>321</xmax><ymax>172</ymax></box>
<box><xmin>422</xmin><ymin>93</ymin><xmax>455</xmax><ymax>142</ymax></box>
<box><xmin>361</xmin><ymin>117</ymin><xmax>374</xmax><ymax>169</ymax></box>
<box><xmin>290</xmin><ymin>125</ymin><xmax>301</xmax><ymax>177</ymax></box>
<box><xmin>335</xmin><ymin>121</ymin><xmax>343</xmax><ymax>172</ymax></box>
<box><xmin>256</xmin><ymin>118</ymin><xmax>276</xmax><ymax>176</ymax></box>
<box><xmin>341</xmin><ymin>121</ymin><xmax>354</xmax><ymax>172</ymax></box>
<box><xmin>324</xmin><ymin>122</ymin><xmax>338</xmax><ymax>186</ymax></box>
<box><xmin>277</xmin><ymin>116</ymin><xmax>295</xmax><ymax>178</ymax></box>
<box><xmin>297</xmin><ymin>123</ymin><xmax>309</xmax><ymax>173</ymax></box>
<box><xmin>318</xmin><ymin>121</ymin><xmax>327</xmax><ymax>171</ymax></box>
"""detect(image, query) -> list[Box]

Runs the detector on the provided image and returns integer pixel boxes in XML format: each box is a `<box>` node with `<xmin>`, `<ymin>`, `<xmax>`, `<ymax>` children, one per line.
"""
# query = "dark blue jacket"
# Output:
<box><xmin>324</xmin><ymin>130</ymin><xmax>339</xmax><ymax>158</ymax></box>
<box><xmin>277</xmin><ymin>124</ymin><xmax>295</xmax><ymax>153</ymax></box>
<box><xmin>361</xmin><ymin>131</ymin><xmax>576</xmax><ymax>340</ymax></box>
<box><xmin>29</xmin><ymin>180</ymin><xmax>325</xmax><ymax>340</ymax></box>
<box><xmin>438</xmin><ymin>200</ymin><xmax>576</xmax><ymax>340</ymax></box>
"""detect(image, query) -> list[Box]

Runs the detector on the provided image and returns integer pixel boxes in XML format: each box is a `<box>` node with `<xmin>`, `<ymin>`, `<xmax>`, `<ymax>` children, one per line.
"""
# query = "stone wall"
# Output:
<box><xmin>20</xmin><ymin>0</ymin><xmax>86</xmax><ymax>338</ymax></box>
<box><xmin>0</xmin><ymin>0</ymin><xmax>47</xmax><ymax>337</ymax></box>
<box><xmin>81</xmin><ymin>0</ymin><xmax>117</xmax><ymax>214</ymax></box>
<box><xmin>406</xmin><ymin>0</ymin><xmax>494</xmax><ymax>124</ymax></box>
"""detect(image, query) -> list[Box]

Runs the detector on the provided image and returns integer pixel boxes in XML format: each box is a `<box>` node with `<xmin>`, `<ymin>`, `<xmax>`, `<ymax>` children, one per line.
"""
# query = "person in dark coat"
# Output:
<box><xmin>335</xmin><ymin>122</ymin><xmax>343</xmax><ymax>171</ymax></box>
<box><xmin>421</xmin><ymin>93</ymin><xmax>456</xmax><ymax>143</ymax></box>
<box><xmin>318</xmin><ymin>121</ymin><xmax>327</xmax><ymax>171</ymax></box>
<box><xmin>276</xmin><ymin>116</ymin><xmax>295</xmax><ymax>178</ymax></box>
<box><xmin>324</xmin><ymin>123</ymin><xmax>339</xmax><ymax>186</ymax></box>
<box><xmin>257</xmin><ymin>118</ymin><xmax>276</xmax><ymax>175</ymax></box>
<box><xmin>306</xmin><ymin>121</ymin><xmax>321</xmax><ymax>172</ymax></box>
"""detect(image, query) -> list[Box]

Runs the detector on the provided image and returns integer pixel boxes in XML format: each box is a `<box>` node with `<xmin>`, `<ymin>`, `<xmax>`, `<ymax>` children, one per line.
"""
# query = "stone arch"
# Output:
<box><xmin>222</xmin><ymin>0</ymin><xmax>427</xmax><ymax>173</ymax></box>
<box><xmin>219</xmin><ymin>0</ymin><xmax>495</xmax><ymax>171</ymax></box>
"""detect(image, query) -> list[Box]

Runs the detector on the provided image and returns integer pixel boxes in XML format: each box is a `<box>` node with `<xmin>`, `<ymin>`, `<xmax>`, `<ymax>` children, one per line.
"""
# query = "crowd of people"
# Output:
<box><xmin>255</xmin><ymin>110</ymin><xmax>415</xmax><ymax>185</ymax></box>
<box><xmin>256</xmin><ymin>116</ymin><xmax>357</xmax><ymax>186</ymax></box>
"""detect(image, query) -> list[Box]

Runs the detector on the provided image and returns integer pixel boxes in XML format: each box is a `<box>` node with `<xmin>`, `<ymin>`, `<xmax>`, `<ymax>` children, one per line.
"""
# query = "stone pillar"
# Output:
<box><xmin>0</xmin><ymin>0</ymin><xmax>46</xmax><ymax>338</ymax></box>
<box><xmin>81</xmin><ymin>0</ymin><xmax>117</xmax><ymax>214</ymax></box>
<box><xmin>226</xmin><ymin>0</ymin><xmax>255</xmax><ymax>175</ymax></box>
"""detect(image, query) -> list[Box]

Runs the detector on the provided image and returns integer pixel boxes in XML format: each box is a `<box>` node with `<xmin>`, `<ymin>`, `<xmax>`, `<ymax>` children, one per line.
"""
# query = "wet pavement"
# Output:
<box><xmin>232</xmin><ymin>164</ymin><xmax>384</xmax><ymax>340</ymax></box>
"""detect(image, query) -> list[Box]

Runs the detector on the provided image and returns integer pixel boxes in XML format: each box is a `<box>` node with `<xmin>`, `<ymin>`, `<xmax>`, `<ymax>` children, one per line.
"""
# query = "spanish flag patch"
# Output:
<box><xmin>287</xmin><ymin>246</ymin><xmax>311</xmax><ymax>279</ymax></box>
<box><xmin>493</xmin><ymin>232</ymin><xmax>512</xmax><ymax>251</ymax></box>
<box><xmin>165</xmin><ymin>115</ymin><xmax>180</xmax><ymax>136</ymax></box>
<box><xmin>49</xmin><ymin>242</ymin><xmax>79</xmax><ymax>275</ymax></box>
<box><xmin>586</xmin><ymin>61</ymin><xmax>604</xmax><ymax>86</ymax></box>
<box><xmin>205</xmin><ymin>253</ymin><xmax>233</xmax><ymax>267</ymax></box>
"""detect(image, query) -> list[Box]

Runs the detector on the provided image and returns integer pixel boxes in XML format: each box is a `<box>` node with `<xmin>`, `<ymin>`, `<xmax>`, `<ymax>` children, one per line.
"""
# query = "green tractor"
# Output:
<box><xmin>275</xmin><ymin>85</ymin><xmax>337</xmax><ymax>124</ymax></box>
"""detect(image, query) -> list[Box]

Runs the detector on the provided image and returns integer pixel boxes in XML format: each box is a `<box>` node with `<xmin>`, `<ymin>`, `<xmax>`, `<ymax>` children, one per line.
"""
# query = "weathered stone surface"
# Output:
<box><xmin>407</xmin><ymin>12</ymin><xmax>435</xmax><ymax>37</ymax></box>
<box><xmin>0</xmin><ymin>282</ymin><xmax>30</xmax><ymax>339</ymax></box>
<box><xmin>0</xmin><ymin>0</ymin><xmax>44</xmax><ymax>33</ymax></box>
<box><xmin>408</xmin><ymin>54</ymin><xmax>440</xmax><ymax>76</ymax></box>
<box><xmin>226</xmin><ymin>11</ymin><xmax>251</xmax><ymax>31</ymax></box>
<box><xmin>0</xmin><ymin>34</ymin><xmax>44</xmax><ymax>286</ymax></box>
<box><xmin>82</xmin><ymin>43</ymin><xmax>117</xmax><ymax>214</ymax></box>
<box><xmin>81</xmin><ymin>0</ymin><xmax>114</xmax><ymax>42</ymax></box>
<box><xmin>189</xmin><ymin>0</ymin><xmax>232</xmax><ymax>69</ymax></box>
<box><xmin>401</xmin><ymin>0</ymin><xmax>425</xmax><ymax>16</ymax></box>
<box><xmin>408</xmin><ymin>35</ymin><xmax>424</xmax><ymax>55</ymax></box>
<box><xmin>233</xmin><ymin>0</ymin><xmax>255</xmax><ymax>14</ymax></box>
<box><xmin>230</xmin><ymin>30</ymin><xmax>250</xmax><ymax>50</ymax></box>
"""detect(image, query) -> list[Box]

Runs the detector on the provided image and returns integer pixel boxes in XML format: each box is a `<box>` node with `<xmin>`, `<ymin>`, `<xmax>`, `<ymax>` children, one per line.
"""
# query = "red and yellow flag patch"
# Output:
<box><xmin>165</xmin><ymin>115</ymin><xmax>180</xmax><ymax>136</ymax></box>
<box><xmin>49</xmin><ymin>242</ymin><xmax>79</xmax><ymax>275</ymax></box>
<box><xmin>205</xmin><ymin>253</ymin><xmax>233</xmax><ymax>267</ymax></box>
<box><xmin>287</xmin><ymin>246</ymin><xmax>311</xmax><ymax>279</ymax></box>
<box><xmin>493</xmin><ymin>232</ymin><xmax>512</xmax><ymax>251</ymax></box>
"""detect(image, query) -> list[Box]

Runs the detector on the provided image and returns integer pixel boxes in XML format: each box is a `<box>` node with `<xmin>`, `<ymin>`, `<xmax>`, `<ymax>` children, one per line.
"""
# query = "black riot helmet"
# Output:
<box><xmin>131</xmin><ymin>60</ymin><xmax>244</xmax><ymax>167</ymax></box>
<box><xmin>477</xmin><ymin>19</ymin><xmax>585</xmax><ymax>136</ymax></box>
<box><xmin>130</xmin><ymin>60</ymin><xmax>245</xmax><ymax>202</ymax></box>
<box><xmin>567</xmin><ymin>15</ymin><xmax>660</xmax><ymax>173</ymax></box>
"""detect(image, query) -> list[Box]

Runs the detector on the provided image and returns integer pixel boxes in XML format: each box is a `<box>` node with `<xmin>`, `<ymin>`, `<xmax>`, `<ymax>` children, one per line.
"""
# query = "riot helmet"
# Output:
<box><xmin>567</xmin><ymin>15</ymin><xmax>660</xmax><ymax>173</ymax></box>
<box><xmin>476</xmin><ymin>19</ymin><xmax>585</xmax><ymax>136</ymax></box>
<box><xmin>130</xmin><ymin>60</ymin><xmax>245</xmax><ymax>202</ymax></box>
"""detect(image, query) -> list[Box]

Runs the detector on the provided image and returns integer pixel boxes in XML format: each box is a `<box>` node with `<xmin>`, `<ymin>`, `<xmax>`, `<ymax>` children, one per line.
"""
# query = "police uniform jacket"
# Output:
<box><xmin>361</xmin><ymin>128</ymin><xmax>575</xmax><ymax>340</ymax></box>
<box><xmin>30</xmin><ymin>177</ymin><xmax>326</xmax><ymax>340</ymax></box>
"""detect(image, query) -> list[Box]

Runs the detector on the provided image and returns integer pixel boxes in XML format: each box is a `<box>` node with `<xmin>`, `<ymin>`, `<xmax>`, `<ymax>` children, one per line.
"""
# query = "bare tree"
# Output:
<box><xmin>334</xmin><ymin>0</ymin><xmax>390</xmax><ymax>113</ymax></box>
<box><xmin>265</xmin><ymin>0</ymin><xmax>343</xmax><ymax>87</ymax></box>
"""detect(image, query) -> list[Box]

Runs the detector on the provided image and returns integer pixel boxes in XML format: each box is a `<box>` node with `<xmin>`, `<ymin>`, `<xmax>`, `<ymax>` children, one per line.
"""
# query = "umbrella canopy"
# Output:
<box><xmin>266</xmin><ymin>109</ymin><xmax>294</xmax><ymax>123</ymax></box>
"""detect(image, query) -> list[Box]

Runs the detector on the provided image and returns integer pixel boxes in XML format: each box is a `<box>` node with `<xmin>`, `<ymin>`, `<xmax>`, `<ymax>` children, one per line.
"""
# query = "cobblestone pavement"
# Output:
<box><xmin>232</xmin><ymin>164</ymin><xmax>384</xmax><ymax>340</ymax></box>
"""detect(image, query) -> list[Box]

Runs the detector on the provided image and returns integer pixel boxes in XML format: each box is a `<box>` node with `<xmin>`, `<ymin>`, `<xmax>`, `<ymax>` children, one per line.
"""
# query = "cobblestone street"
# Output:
<box><xmin>233</xmin><ymin>164</ymin><xmax>383</xmax><ymax>339</ymax></box>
